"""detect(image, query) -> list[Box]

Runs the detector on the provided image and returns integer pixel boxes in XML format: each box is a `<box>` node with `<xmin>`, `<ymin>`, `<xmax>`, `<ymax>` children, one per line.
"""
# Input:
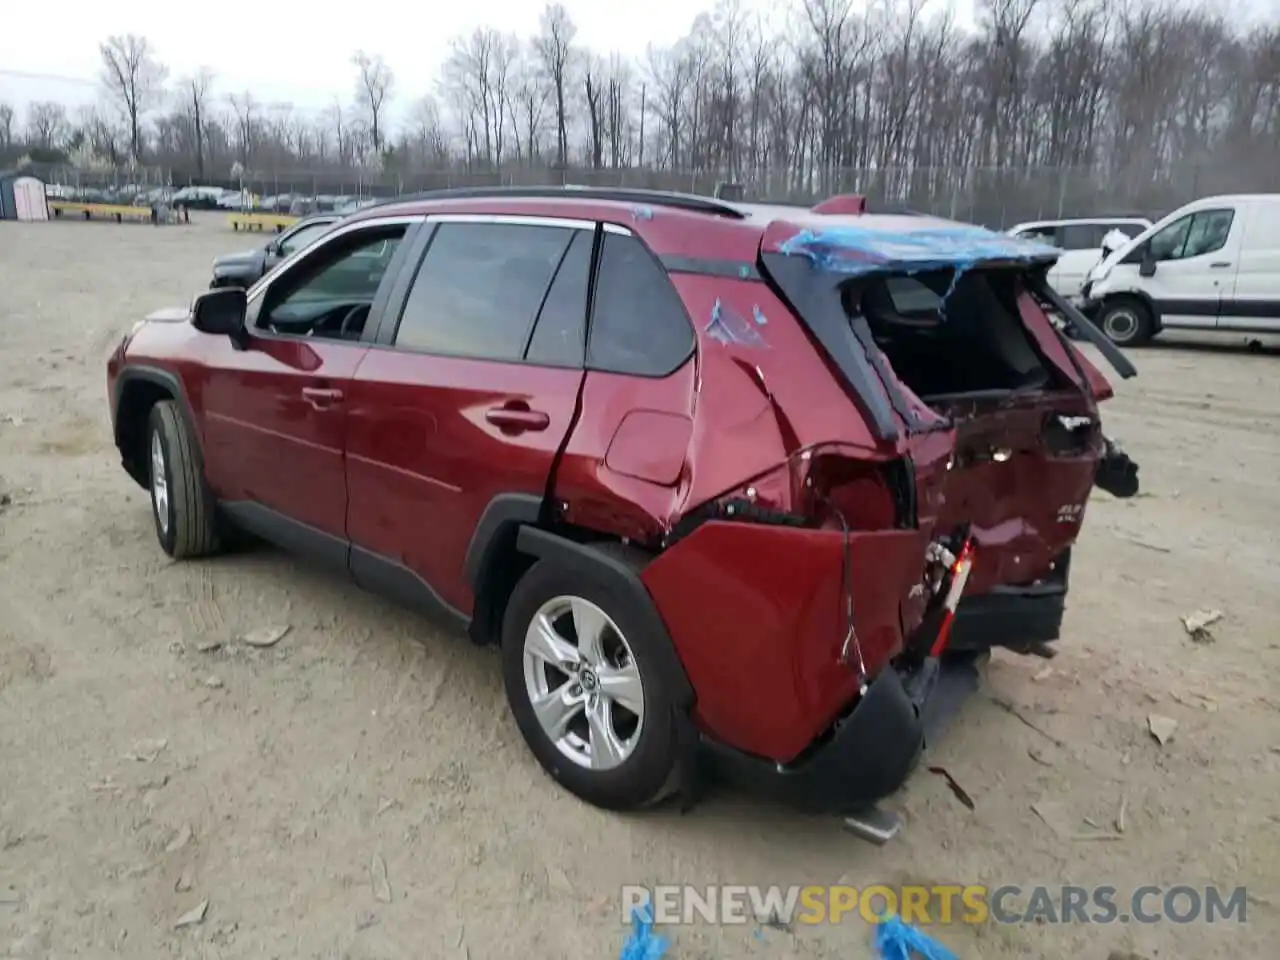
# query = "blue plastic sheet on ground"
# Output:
<box><xmin>776</xmin><ymin>224</ymin><xmax>1058</xmax><ymax>280</ymax></box>
<box><xmin>619</xmin><ymin>903</ymin><xmax>669</xmax><ymax>960</ymax></box>
<box><xmin>873</xmin><ymin>913</ymin><xmax>959</xmax><ymax>960</ymax></box>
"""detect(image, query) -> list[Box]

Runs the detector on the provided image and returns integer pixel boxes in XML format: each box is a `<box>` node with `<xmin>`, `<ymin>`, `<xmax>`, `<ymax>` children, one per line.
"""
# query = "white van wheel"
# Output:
<box><xmin>1098</xmin><ymin>298</ymin><xmax>1153</xmax><ymax>347</ymax></box>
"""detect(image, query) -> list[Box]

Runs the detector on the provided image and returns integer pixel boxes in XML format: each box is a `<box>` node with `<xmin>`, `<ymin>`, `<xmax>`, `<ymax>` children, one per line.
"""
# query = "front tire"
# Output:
<box><xmin>147</xmin><ymin>401</ymin><xmax>219</xmax><ymax>559</ymax></box>
<box><xmin>501</xmin><ymin>556</ymin><xmax>678</xmax><ymax>811</ymax></box>
<box><xmin>1098</xmin><ymin>296</ymin><xmax>1154</xmax><ymax>346</ymax></box>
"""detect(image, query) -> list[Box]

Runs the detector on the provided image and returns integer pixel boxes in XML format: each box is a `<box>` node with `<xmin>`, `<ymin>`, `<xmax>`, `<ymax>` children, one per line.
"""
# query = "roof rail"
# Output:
<box><xmin>371</xmin><ymin>185</ymin><xmax>745</xmax><ymax>219</ymax></box>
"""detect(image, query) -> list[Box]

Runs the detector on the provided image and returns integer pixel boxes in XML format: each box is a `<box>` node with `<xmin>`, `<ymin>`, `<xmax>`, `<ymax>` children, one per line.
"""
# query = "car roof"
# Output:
<box><xmin>342</xmin><ymin>187</ymin><xmax>1057</xmax><ymax>270</ymax></box>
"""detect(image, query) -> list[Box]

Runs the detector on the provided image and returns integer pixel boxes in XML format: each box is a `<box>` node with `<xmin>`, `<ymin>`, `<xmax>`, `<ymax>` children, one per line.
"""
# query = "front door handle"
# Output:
<box><xmin>1209</xmin><ymin>261</ymin><xmax>1232</xmax><ymax>269</ymax></box>
<box><xmin>485</xmin><ymin>405</ymin><xmax>550</xmax><ymax>433</ymax></box>
<box><xmin>301</xmin><ymin>386</ymin><xmax>343</xmax><ymax>409</ymax></box>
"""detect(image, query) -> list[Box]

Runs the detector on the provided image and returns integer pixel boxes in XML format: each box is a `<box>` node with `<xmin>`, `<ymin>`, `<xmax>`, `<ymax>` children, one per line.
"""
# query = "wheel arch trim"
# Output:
<box><xmin>514</xmin><ymin>526</ymin><xmax>695</xmax><ymax>709</ymax></box>
<box><xmin>113</xmin><ymin>365</ymin><xmax>203</xmax><ymax>488</ymax></box>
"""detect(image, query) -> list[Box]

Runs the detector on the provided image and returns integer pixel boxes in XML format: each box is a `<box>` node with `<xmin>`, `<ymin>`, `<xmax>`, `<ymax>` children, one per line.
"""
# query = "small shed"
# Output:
<box><xmin>0</xmin><ymin>170</ymin><xmax>51</xmax><ymax>222</ymax></box>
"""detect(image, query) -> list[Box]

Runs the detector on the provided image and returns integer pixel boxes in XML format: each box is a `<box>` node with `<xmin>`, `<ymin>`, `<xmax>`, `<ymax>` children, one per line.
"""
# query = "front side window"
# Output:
<box><xmin>1180</xmin><ymin>210</ymin><xmax>1234</xmax><ymax>259</ymax></box>
<box><xmin>277</xmin><ymin>221</ymin><xmax>334</xmax><ymax>257</ymax></box>
<box><xmin>251</xmin><ymin>224</ymin><xmax>406</xmax><ymax>336</ymax></box>
<box><xmin>393</xmin><ymin>221</ymin><xmax>576</xmax><ymax>361</ymax></box>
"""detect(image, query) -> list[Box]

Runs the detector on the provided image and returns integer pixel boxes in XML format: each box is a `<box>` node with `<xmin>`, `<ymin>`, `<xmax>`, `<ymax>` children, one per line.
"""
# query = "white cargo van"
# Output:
<box><xmin>1081</xmin><ymin>194</ymin><xmax>1280</xmax><ymax>345</ymax></box>
<box><xmin>1009</xmin><ymin>217</ymin><xmax>1151</xmax><ymax>303</ymax></box>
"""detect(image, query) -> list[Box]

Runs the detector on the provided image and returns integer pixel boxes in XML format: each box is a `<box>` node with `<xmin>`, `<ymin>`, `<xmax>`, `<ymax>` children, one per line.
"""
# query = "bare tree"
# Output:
<box><xmin>227</xmin><ymin>92</ymin><xmax>258</xmax><ymax>165</ymax></box>
<box><xmin>99</xmin><ymin>34</ymin><xmax>168</xmax><ymax>163</ymax></box>
<box><xmin>535</xmin><ymin>3</ymin><xmax>578</xmax><ymax>167</ymax></box>
<box><xmin>26</xmin><ymin>102</ymin><xmax>68</xmax><ymax>150</ymax></box>
<box><xmin>352</xmin><ymin>51</ymin><xmax>395</xmax><ymax>153</ymax></box>
<box><xmin>0</xmin><ymin>103</ymin><xmax>13</xmax><ymax>152</ymax></box>
<box><xmin>177</xmin><ymin>68</ymin><xmax>215</xmax><ymax>178</ymax></box>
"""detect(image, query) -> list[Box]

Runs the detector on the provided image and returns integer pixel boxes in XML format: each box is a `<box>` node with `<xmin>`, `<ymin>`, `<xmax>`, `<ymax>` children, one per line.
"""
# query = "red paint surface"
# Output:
<box><xmin>344</xmin><ymin>349</ymin><xmax>583</xmax><ymax>613</ymax></box>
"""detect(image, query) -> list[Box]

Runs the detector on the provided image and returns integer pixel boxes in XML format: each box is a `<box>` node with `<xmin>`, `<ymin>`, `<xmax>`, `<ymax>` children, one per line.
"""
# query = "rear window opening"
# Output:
<box><xmin>842</xmin><ymin>269</ymin><xmax>1057</xmax><ymax>403</ymax></box>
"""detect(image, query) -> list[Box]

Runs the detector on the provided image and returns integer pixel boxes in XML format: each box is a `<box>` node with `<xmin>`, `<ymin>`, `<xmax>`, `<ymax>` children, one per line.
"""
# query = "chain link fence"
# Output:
<box><xmin>29</xmin><ymin>159</ymin><xmax>1280</xmax><ymax>228</ymax></box>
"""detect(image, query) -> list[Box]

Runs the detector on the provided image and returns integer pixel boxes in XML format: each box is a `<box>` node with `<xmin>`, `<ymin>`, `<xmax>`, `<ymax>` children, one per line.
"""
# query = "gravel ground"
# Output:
<box><xmin>1</xmin><ymin>215</ymin><xmax>1278</xmax><ymax>960</ymax></box>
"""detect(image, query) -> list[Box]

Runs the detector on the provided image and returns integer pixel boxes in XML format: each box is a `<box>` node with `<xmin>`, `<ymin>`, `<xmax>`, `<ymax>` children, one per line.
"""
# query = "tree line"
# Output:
<box><xmin>1</xmin><ymin>0</ymin><xmax>1278</xmax><ymax>221</ymax></box>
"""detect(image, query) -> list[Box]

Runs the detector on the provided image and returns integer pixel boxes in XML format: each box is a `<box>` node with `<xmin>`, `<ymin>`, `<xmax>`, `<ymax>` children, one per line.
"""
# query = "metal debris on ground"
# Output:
<box><xmin>988</xmin><ymin>695</ymin><xmax>1065</xmax><ymax>747</ymax></box>
<box><xmin>1180</xmin><ymin>609</ymin><xmax>1223</xmax><ymax>643</ymax></box>
<box><xmin>173</xmin><ymin>899</ymin><xmax>209</xmax><ymax>929</ymax></box>
<box><xmin>619</xmin><ymin>902</ymin><xmax>668</xmax><ymax>960</ymax></box>
<box><xmin>1147</xmin><ymin>714</ymin><xmax>1177</xmax><ymax>746</ymax></box>
<box><xmin>1116</xmin><ymin>794</ymin><xmax>1127</xmax><ymax>834</ymax></box>
<box><xmin>927</xmin><ymin>766</ymin><xmax>975</xmax><ymax>811</ymax></box>
<box><xmin>195</xmin><ymin>639</ymin><xmax>222</xmax><ymax>653</ymax></box>
<box><xmin>370</xmin><ymin>853</ymin><xmax>392</xmax><ymax>903</ymax></box>
<box><xmin>873</xmin><ymin>912</ymin><xmax>958</xmax><ymax>960</ymax></box>
<box><xmin>239</xmin><ymin>624</ymin><xmax>291</xmax><ymax>648</ymax></box>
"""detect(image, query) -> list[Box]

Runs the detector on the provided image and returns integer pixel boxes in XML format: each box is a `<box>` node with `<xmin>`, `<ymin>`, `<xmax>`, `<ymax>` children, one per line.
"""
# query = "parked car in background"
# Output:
<box><xmin>1009</xmin><ymin>217</ymin><xmax>1151</xmax><ymax>304</ymax></box>
<box><xmin>172</xmin><ymin>186</ymin><xmax>228</xmax><ymax>210</ymax></box>
<box><xmin>108</xmin><ymin>186</ymin><xmax>1138</xmax><ymax>826</ymax></box>
<box><xmin>1081</xmin><ymin>194</ymin><xmax>1280</xmax><ymax>345</ymax></box>
<box><xmin>209</xmin><ymin>212</ymin><xmax>343</xmax><ymax>288</ymax></box>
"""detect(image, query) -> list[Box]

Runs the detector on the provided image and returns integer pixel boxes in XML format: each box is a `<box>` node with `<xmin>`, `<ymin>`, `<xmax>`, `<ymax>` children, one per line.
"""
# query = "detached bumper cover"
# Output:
<box><xmin>700</xmin><ymin>666</ymin><xmax>924</xmax><ymax>814</ymax></box>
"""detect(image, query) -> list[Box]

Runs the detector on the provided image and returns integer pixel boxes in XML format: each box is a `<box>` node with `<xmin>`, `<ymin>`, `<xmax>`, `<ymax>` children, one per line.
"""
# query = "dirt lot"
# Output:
<box><xmin>1</xmin><ymin>215</ymin><xmax>1278</xmax><ymax>960</ymax></box>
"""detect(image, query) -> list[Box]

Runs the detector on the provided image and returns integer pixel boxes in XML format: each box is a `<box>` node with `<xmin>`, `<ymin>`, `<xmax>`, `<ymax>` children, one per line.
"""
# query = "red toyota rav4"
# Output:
<box><xmin>107</xmin><ymin>187</ymin><xmax>1139</xmax><ymax>830</ymax></box>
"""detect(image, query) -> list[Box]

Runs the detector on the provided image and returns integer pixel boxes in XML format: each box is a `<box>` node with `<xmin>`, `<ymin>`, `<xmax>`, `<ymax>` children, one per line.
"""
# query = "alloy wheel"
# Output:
<box><xmin>150</xmin><ymin>430</ymin><xmax>169</xmax><ymax>535</ymax></box>
<box><xmin>521</xmin><ymin>595</ymin><xmax>645</xmax><ymax>771</ymax></box>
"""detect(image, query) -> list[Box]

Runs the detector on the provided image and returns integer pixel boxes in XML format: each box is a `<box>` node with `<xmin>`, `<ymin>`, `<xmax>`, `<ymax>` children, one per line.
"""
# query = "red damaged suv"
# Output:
<box><xmin>107</xmin><ymin>187</ymin><xmax>1139</xmax><ymax>829</ymax></box>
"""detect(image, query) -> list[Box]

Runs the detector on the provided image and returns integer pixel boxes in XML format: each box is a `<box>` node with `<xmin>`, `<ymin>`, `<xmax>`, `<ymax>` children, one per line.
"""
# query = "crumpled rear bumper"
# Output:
<box><xmin>641</xmin><ymin>519</ymin><xmax>931</xmax><ymax>764</ymax></box>
<box><xmin>699</xmin><ymin>665</ymin><xmax>924</xmax><ymax>814</ymax></box>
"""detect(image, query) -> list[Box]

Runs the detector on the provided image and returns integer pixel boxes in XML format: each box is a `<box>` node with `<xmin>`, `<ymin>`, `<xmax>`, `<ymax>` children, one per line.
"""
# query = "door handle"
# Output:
<box><xmin>301</xmin><ymin>386</ymin><xmax>343</xmax><ymax>409</ymax></box>
<box><xmin>485</xmin><ymin>405</ymin><xmax>550</xmax><ymax>433</ymax></box>
<box><xmin>1209</xmin><ymin>262</ymin><xmax>1232</xmax><ymax>269</ymax></box>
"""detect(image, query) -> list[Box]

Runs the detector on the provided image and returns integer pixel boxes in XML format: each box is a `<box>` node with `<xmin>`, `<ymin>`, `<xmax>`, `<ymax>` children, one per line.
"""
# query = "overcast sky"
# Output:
<box><xmin>0</xmin><ymin>0</ymin><xmax>794</xmax><ymax>121</ymax></box>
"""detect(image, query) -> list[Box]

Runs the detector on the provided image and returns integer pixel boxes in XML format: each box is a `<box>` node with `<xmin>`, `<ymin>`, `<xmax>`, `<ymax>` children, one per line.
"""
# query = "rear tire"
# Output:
<box><xmin>147</xmin><ymin>401</ymin><xmax>220</xmax><ymax>560</ymax></box>
<box><xmin>1097</xmin><ymin>297</ymin><xmax>1154</xmax><ymax>346</ymax></box>
<box><xmin>501</xmin><ymin>556</ymin><xmax>678</xmax><ymax>811</ymax></box>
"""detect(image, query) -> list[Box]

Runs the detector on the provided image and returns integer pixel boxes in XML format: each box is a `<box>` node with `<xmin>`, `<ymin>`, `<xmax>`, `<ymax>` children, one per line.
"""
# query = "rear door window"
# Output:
<box><xmin>525</xmin><ymin>230</ymin><xmax>593</xmax><ymax>367</ymax></box>
<box><xmin>587</xmin><ymin>233</ymin><xmax>694</xmax><ymax>376</ymax></box>
<box><xmin>393</xmin><ymin>221</ymin><xmax>575</xmax><ymax>361</ymax></box>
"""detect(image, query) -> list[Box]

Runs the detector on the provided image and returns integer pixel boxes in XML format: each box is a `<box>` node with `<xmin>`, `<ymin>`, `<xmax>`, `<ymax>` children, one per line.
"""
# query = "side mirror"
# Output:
<box><xmin>1138</xmin><ymin>250</ymin><xmax>1157</xmax><ymax>278</ymax></box>
<box><xmin>191</xmin><ymin>287</ymin><xmax>248</xmax><ymax>346</ymax></box>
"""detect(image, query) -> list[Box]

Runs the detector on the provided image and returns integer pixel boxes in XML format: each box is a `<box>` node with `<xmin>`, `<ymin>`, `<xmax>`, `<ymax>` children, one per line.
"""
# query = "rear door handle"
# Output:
<box><xmin>1209</xmin><ymin>262</ymin><xmax>1232</xmax><ymax>269</ymax></box>
<box><xmin>485</xmin><ymin>406</ymin><xmax>550</xmax><ymax>433</ymax></box>
<box><xmin>301</xmin><ymin>386</ymin><xmax>343</xmax><ymax>409</ymax></box>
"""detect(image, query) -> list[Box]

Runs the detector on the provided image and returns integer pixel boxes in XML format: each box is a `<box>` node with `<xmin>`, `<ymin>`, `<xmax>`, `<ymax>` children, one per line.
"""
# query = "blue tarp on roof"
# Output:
<box><xmin>776</xmin><ymin>223</ymin><xmax>1060</xmax><ymax>279</ymax></box>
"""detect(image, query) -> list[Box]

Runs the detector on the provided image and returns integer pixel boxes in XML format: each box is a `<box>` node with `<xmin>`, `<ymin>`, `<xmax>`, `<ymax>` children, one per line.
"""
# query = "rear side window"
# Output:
<box><xmin>525</xmin><ymin>230</ymin><xmax>592</xmax><ymax>367</ymax></box>
<box><xmin>394</xmin><ymin>221</ymin><xmax>574</xmax><ymax>360</ymax></box>
<box><xmin>587</xmin><ymin>233</ymin><xmax>694</xmax><ymax>376</ymax></box>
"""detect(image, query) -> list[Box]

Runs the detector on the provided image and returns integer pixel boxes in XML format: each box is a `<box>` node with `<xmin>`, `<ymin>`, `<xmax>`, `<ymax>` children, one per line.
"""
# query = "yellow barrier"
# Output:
<box><xmin>228</xmin><ymin>212</ymin><xmax>299</xmax><ymax>233</ymax></box>
<box><xmin>49</xmin><ymin>200</ymin><xmax>160</xmax><ymax>223</ymax></box>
